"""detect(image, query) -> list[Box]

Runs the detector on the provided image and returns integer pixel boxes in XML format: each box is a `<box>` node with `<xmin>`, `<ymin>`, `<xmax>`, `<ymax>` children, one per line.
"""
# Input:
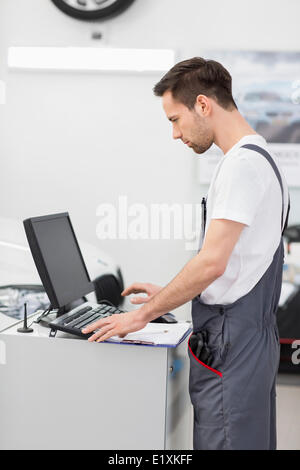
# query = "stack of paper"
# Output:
<box><xmin>106</xmin><ymin>321</ymin><xmax>192</xmax><ymax>347</ymax></box>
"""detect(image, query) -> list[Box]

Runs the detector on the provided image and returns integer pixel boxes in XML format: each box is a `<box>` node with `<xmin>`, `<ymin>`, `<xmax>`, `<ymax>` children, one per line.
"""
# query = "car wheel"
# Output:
<box><xmin>51</xmin><ymin>0</ymin><xmax>136</xmax><ymax>21</ymax></box>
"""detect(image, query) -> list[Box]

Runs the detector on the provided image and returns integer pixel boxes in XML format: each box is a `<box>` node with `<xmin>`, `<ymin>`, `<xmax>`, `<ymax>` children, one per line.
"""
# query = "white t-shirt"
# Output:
<box><xmin>200</xmin><ymin>134</ymin><xmax>289</xmax><ymax>305</ymax></box>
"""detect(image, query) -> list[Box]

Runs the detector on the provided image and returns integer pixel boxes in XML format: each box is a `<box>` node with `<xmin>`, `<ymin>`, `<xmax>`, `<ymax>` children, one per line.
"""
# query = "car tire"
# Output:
<box><xmin>51</xmin><ymin>0</ymin><xmax>136</xmax><ymax>21</ymax></box>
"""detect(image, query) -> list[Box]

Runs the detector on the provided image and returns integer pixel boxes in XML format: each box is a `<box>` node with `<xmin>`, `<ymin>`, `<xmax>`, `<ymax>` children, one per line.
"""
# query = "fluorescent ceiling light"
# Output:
<box><xmin>8</xmin><ymin>47</ymin><xmax>175</xmax><ymax>72</ymax></box>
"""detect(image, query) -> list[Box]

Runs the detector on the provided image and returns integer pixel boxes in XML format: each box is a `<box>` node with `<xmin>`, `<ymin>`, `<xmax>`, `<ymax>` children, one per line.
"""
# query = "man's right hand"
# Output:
<box><xmin>121</xmin><ymin>282</ymin><xmax>162</xmax><ymax>305</ymax></box>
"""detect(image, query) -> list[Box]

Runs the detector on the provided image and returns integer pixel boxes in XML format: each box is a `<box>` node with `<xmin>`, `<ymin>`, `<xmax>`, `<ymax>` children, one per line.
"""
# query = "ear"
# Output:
<box><xmin>195</xmin><ymin>94</ymin><xmax>211</xmax><ymax>117</ymax></box>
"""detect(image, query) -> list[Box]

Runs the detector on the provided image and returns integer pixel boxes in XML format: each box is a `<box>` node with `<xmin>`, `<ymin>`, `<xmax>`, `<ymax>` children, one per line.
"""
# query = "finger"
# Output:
<box><xmin>121</xmin><ymin>283</ymin><xmax>147</xmax><ymax>296</ymax></box>
<box><xmin>122</xmin><ymin>287</ymin><xmax>144</xmax><ymax>296</ymax></box>
<box><xmin>88</xmin><ymin>324</ymin><xmax>115</xmax><ymax>342</ymax></box>
<box><xmin>88</xmin><ymin>326</ymin><xmax>114</xmax><ymax>342</ymax></box>
<box><xmin>130</xmin><ymin>296</ymin><xmax>150</xmax><ymax>304</ymax></box>
<box><xmin>82</xmin><ymin>317</ymin><xmax>112</xmax><ymax>334</ymax></box>
<box><xmin>96</xmin><ymin>329</ymin><xmax>119</xmax><ymax>343</ymax></box>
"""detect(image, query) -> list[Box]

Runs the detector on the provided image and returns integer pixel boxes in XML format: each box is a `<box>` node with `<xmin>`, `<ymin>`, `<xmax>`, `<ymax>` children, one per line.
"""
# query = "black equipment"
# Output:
<box><xmin>189</xmin><ymin>330</ymin><xmax>213</xmax><ymax>366</ymax></box>
<box><xmin>23</xmin><ymin>213</ymin><xmax>93</xmax><ymax>312</ymax></box>
<box><xmin>23</xmin><ymin>212</ymin><xmax>124</xmax><ymax>338</ymax></box>
<box><xmin>23</xmin><ymin>212</ymin><xmax>176</xmax><ymax>338</ymax></box>
<box><xmin>277</xmin><ymin>224</ymin><xmax>300</xmax><ymax>372</ymax></box>
<box><xmin>277</xmin><ymin>285</ymin><xmax>300</xmax><ymax>373</ymax></box>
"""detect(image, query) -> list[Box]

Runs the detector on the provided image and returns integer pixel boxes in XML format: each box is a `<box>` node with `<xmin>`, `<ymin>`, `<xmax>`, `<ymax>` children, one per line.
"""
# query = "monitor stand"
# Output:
<box><xmin>56</xmin><ymin>296</ymin><xmax>88</xmax><ymax>318</ymax></box>
<box><xmin>56</xmin><ymin>306</ymin><xmax>66</xmax><ymax>317</ymax></box>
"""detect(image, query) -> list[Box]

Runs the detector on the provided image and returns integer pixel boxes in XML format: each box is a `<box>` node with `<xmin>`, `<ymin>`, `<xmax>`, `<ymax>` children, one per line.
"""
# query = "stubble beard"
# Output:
<box><xmin>190</xmin><ymin>115</ymin><xmax>214</xmax><ymax>154</ymax></box>
<box><xmin>191</xmin><ymin>139</ymin><xmax>214</xmax><ymax>154</ymax></box>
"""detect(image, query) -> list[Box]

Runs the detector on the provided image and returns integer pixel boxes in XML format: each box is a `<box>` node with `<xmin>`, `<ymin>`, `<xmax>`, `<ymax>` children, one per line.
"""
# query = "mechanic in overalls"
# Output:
<box><xmin>83</xmin><ymin>57</ymin><xmax>290</xmax><ymax>450</ymax></box>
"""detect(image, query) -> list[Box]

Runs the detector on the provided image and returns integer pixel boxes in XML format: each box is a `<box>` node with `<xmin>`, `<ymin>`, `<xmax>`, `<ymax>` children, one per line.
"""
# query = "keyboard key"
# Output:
<box><xmin>106</xmin><ymin>307</ymin><xmax>117</xmax><ymax>313</ymax></box>
<box><xmin>63</xmin><ymin>306</ymin><xmax>92</xmax><ymax>325</ymax></box>
<box><xmin>101</xmin><ymin>306</ymin><xmax>112</xmax><ymax>312</ymax></box>
<box><xmin>64</xmin><ymin>308</ymin><xmax>95</xmax><ymax>327</ymax></box>
<box><xmin>75</xmin><ymin>311</ymin><xmax>113</xmax><ymax>329</ymax></box>
<box><xmin>75</xmin><ymin>314</ymin><xmax>102</xmax><ymax>329</ymax></box>
<box><xmin>94</xmin><ymin>306</ymin><xmax>107</xmax><ymax>313</ymax></box>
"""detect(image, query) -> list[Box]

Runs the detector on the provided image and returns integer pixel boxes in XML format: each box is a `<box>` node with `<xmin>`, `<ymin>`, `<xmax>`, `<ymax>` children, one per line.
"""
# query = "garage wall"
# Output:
<box><xmin>0</xmin><ymin>0</ymin><xmax>299</xmax><ymax>318</ymax></box>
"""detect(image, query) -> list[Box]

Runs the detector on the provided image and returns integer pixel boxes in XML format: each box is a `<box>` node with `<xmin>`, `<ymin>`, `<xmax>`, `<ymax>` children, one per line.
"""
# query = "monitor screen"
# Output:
<box><xmin>23</xmin><ymin>213</ymin><xmax>93</xmax><ymax>308</ymax></box>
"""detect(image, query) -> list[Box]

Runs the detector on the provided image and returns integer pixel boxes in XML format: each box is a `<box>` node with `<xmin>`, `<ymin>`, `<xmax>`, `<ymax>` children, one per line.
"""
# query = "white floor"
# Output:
<box><xmin>277</xmin><ymin>374</ymin><xmax>300</xmax><ymax>450</ymax></box>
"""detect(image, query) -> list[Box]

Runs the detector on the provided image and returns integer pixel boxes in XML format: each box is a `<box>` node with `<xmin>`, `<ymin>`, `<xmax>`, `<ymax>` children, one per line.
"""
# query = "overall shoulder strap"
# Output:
<box><xmin>241</xmin><ymin>143</ymin><xmax>290</xmax><ymax>234</ymax></box>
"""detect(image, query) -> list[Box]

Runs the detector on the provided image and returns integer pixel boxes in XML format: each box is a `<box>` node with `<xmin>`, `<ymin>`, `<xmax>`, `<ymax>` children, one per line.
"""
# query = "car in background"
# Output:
<box><xmin>236</xmin><ymin>85</ymin><xmax>300</xmax><ymax>143</ymax></box>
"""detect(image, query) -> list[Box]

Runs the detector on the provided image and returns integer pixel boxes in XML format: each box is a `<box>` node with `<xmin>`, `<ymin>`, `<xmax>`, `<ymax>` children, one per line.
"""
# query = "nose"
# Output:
<box><xmin>172</xmin><ymin>125</ymin><xmax>182</xmax><ymax>140</ymax></box>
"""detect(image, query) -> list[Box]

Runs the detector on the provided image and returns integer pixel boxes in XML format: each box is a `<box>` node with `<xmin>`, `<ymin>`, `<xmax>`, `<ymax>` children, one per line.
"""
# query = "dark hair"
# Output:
<box><xmin>153</xmin><ymin>57</ymin><xmax>237</xmax><ymax>110</ymax></box>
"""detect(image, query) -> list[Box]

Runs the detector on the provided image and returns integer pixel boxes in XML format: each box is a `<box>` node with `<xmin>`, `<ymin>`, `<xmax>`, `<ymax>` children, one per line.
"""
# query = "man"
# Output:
<box><xmin>83</xmin><ymin>58</ymin><xmax>290</xmax><ymax>450</ymax></box>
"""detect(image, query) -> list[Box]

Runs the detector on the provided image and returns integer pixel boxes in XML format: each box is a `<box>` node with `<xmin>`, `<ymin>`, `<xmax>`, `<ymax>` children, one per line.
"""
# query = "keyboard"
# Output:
<box><xmin>49</xmin><ymin>302</ymin><xmax>125</xmax><ymax>338</ymax></box>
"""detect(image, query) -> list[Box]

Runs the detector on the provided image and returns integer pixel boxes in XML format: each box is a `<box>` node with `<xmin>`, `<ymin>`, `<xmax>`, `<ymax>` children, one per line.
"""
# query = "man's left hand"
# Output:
<box><xmin>81</xmin><ymin>309</ymin><xmax>148</xmax><ymax>343</ymax></box>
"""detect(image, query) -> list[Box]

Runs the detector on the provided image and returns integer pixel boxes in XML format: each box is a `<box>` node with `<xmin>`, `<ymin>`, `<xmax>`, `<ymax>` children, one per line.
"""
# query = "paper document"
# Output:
<box><xmin>106</xmin><ymin>321</ymin><xmax>192</xmax><ymax>347</ymax></box>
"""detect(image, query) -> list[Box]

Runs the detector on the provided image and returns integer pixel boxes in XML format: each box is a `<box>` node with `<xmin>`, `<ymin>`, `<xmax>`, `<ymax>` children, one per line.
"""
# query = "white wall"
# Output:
<box><xmin>0</xmin><ymin>0</ymin><xmax>300</xmax><ymax>318</ymax></box>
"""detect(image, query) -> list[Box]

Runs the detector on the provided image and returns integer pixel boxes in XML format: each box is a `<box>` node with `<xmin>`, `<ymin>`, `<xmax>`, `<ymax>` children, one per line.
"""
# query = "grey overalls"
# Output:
<box><xmin>188</xmin><ymin>144</ymin><xmax>290</xmax><ymax>450</ymax></box>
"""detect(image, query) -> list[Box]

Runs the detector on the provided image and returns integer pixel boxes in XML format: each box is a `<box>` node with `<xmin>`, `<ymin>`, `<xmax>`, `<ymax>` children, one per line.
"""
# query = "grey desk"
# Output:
<box><xmin>0</xmin><ymin>313</ymin><xmax>193</xmax><ymax>450</ymax></box>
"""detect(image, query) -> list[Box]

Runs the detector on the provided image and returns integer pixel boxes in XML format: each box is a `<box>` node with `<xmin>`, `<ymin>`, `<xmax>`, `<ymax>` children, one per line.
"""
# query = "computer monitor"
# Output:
<box><xmin>23</xmin><ymin>213</ymin><xmax>94</xmax><ymax>312</ymax></box>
